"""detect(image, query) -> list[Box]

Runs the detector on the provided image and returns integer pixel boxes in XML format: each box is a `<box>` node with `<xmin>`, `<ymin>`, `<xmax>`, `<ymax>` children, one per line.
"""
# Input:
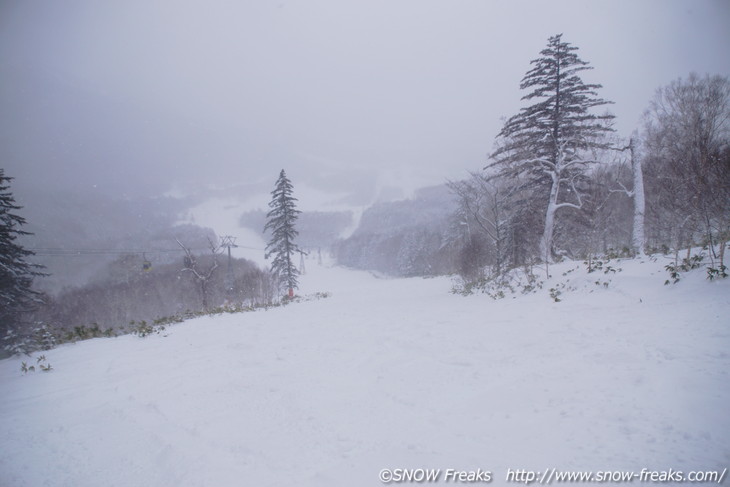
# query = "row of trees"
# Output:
<box><xmin>449</xmin><ymin>34</ymin><xmax>729</xmax><ymax>286</ymax></box>
<box><xmin>334</xmin><ymin>36</ymin><xmax>727</xmax><ymax>285</ymax></box>
<box><xmin>1</xmin><ymin>168</ymin><xmax>304</xmax><ymax>353</ymax></box>
<box><xmin>333</xmin><ymin>185</ymin><xmax>456</xmax><ymax>277</ymax></box>
<box><xmin>335</xmin><ymin>226</ymin><xmax>453</xmax><ymax>277</ymax></box>
<box><xmin>27</xmin><ymin>252</ymin><xmax>277</xmax><ymax>336</ymax></box>
<box><xmin>642</xmin><ymin>74</ymin><xmax>729</xmax><ymax>267</ymax></box>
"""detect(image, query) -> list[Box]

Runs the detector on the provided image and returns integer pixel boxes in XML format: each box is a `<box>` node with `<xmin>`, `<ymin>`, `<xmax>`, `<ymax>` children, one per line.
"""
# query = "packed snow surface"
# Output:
<box><xmin>1</xmin><ymin>256</ymin><xmax>728</xmax><ymax>486</ymax></box>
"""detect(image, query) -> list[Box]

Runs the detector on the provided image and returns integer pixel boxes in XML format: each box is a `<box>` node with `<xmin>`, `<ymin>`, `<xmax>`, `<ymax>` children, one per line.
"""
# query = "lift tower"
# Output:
<box><xmin>219</xmin><ymin>236</ymin><xmax>238</xmax><ymax>295</ymax></box>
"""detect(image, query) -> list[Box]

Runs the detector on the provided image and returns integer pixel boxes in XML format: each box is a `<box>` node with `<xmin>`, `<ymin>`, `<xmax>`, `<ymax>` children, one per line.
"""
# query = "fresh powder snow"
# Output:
<box><xmin>1</xmin><ymin>256</ymin><xmax>728</xmax><ymax>486</ymax></box>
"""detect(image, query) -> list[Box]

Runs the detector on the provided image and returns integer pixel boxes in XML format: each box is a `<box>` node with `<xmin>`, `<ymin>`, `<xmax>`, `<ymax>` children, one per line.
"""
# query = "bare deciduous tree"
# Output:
<box><xmin>608</xmin><ymin>137</ymin><xmax>646</xmax><ymax>256</ymax></box>
<box><xmin>177</xmin><ymin>237</ymin><xmax>220</xmax><ymax>309</ymax></box>
<box><xmin>642</xmin><ymin>73</ymin><xmax>730</xmax><ymax>269</ymax></box>
<box><xmin>448</xmin><ymin>172</ymin><xmax>511</xmax><ymax>278</ymax></box>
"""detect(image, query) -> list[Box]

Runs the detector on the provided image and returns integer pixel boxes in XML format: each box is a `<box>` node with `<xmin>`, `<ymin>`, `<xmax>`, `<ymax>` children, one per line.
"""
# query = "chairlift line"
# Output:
<box><xmin>28</xmin><ymin>247</ymin><xmax>203</xmax><ymax>256</ymax></box>
<box><xmin>142</xmin><ymin>253</ymin><xmax>152</xmax><ymax>271</ymax></box>
<box><xmin>28</xmin><ymin>243</ymin><xmax>266</xmax><ymax>257</ymax></box>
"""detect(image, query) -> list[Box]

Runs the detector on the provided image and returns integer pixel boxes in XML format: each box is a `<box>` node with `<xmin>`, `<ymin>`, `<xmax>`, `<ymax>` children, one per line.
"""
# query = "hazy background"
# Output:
<box><xmin>2</xmin><ymin>0</ymin><xmax>729</xmax><ymax>208</ymax></box>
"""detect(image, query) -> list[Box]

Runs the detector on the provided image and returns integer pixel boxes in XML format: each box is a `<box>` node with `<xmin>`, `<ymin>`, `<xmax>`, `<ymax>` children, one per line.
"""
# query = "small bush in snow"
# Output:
<box><xmin>549</xmin><ymin>287</ymin><xmax>562</xmax><ymax>302</ymax></box>
<box><xmin>451</xmin><ymin>266</ymin><xmax>543</xmax><ymax>298</ymax></box>
<box><xmin>3</xmin><ymin>322</ymin><xmax>62</xmax><ymax>356</ymax></box>
<box><xmin>664</xmin><ymin>253</ymin><xmax>704</xmax><ymax>285</ymax></box>
<box><xmin>584</xmin><ymin>256</ymin><xmax>623</xmax><ymax>275</ymax></box>
<box><xmin>131</xmin><ymin>320</ymin><xmax>165</xmax><ymax>338</ymax></box>
<box><xmin>70</xmin><ymin>323</ymin><xmax>103</xmax><ymax>341</ymax></box>
<box><xmin>585</xmin><ymin>258</ymin><xmax>603</xmax><ymax>273</ymax></box>
<box><xmin>20</xmin><ymin>355</ymin><xmax>52</xmax><ymax>374</ymax></box>
<box><xmin>707</xmin><ymin>265</ymin><xmax>728</xmax><ymax>281</ymax></box>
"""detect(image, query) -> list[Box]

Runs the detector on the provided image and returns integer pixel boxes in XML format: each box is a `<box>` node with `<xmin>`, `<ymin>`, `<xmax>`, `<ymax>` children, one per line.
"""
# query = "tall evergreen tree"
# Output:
<box><xmin>0</xmin><ymin>169</ymin><xmax>44</xmax><ymax>335</ymax></box>
<box><xmin>264</xmin><ymin>170</ymin><xmax>301</xmax><ymax>296</ymax></box>
<box><xmin>488</xmin><ymin>34</ymin><xmax>614</xmax><ymax>263</ymax></box>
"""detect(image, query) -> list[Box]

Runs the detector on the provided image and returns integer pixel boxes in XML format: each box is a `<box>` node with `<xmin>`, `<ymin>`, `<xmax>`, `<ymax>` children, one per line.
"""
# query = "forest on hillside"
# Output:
<box><xmin>334</xmin><ymin>39</ymin><xmax>729</xmax><ymax>290</ymax></box>
<box><xmin>2</xmin><ymin>35</ymin><xmax>728</xmax><ymax>356</ymax></box>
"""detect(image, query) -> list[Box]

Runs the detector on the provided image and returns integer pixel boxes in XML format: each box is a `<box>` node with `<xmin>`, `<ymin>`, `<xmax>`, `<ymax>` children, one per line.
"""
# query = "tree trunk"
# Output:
<box><xmin>719</xmin><ymin>237</ymin><xmax>726</xmax><ymax>271</ymax></box>
<box><xmin>540</xmin><ymin>174</ymin><xmax>560</xmax><ymax>264</ymax></box>
<box><xmin>201</xmin><ymin>279</ymin><xmax>208</xmax><ymax>309</ymax></box>
<box><xmin>630</xmin><ymin>139</ymin><xmax>646</xmax><ymax>256</ymax></box>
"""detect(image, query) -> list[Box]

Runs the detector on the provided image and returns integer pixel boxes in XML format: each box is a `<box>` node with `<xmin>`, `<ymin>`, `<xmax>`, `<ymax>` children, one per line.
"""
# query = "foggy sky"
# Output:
<box><xmin>1</xmin><ymin>0</ymin><xmax>729</xmax><ymax>205</ymax></box>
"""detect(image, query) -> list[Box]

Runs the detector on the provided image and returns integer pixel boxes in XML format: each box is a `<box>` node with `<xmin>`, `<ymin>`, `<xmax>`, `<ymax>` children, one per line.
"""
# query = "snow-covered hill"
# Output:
<box><xmin>1</xmin><ymin>256</ymin><xmax>728</xmax><ymax>486</ymax></box>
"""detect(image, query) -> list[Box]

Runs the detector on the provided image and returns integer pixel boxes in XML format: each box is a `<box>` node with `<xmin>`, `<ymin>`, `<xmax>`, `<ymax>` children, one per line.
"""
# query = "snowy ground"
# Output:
<box><xmin>1</xmin><ymin>255</ymin><xmax>728</xmax><ymax>486</ymax></box>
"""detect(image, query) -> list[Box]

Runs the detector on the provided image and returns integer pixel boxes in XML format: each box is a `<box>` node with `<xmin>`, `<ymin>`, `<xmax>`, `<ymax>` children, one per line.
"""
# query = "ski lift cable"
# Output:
<box><xmin>28</xmin><ymin>244</ymin><xmax>266</xmax><ymax>257</ymax></box>
<box><xmin>28</xmin><ymin>247</ymin><xmax>206</xmax><ymax>256</ymax></box>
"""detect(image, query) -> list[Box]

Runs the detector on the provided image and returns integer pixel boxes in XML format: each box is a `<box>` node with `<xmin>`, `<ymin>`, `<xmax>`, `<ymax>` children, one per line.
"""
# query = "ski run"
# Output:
<box><xmin>1</xmin><ymin>255</ymin><xmax>728</xmax><ymax>486</ymax></box>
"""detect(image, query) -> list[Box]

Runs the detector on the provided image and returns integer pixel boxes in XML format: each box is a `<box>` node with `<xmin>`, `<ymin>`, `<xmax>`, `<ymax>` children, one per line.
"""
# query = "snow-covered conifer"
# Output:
<box><xmin>488</xmin><ymin>34</ymin><xmax>614</xmax><ymax>263</ymax></box>
<box><xmin>264</xmin><ymin>170</ymin><xmax>302</xmax><ymax>296</ymax></box>
<box><xmin>0</xmin><ymin>169</ymin><xmax>44</xmax><ymax>335</ymax></box>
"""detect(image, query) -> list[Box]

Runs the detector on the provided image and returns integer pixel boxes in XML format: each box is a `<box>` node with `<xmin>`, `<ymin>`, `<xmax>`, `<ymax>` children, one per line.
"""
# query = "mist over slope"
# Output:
<box><xmin>13</xmin><ymin>186</ymin><xmax>213</xmax><ymax>293</ymax></box>
<box><xmin>1</xmin><ymin>255</ymin><xmax>728</xmax><ymax>486</ymax></box>
<box><xmin>14</xmin><ymin>174</ymin><xmax>453</xmax><ymax>296</ymax></box>
<box><xmin>333</xmin><ymin>185</ymin><xmax>457</xmax><ymax>276</ymax></box>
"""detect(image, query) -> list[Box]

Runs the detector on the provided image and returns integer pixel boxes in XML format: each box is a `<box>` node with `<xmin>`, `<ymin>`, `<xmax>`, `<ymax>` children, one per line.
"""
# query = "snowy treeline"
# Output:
<box><xmin>449</xmin><ymin>72</ymin><xmax>729</xmax><ymax>287</ymax></box>
<box><xmin>3</xmin><ymin>231</ymin><xmax>277</xmax><ymax>355</ymax></box>
<box><xmin>642</xmin><ymin>74</ymin><xmax>730</xmax><ymax>268</ymax></box>
<box><xmin>334</xmin><ymin>44</ymin><xmax>729</xmax><ymax>287</ymax></box>
<box><xmin>333</xmin><ymin>186</ymin><xmax>458</xmax><ymax>277</ymax></box>
<box><xmin>331</xmin><ymin>171</ymin><xmax>634</xmax><ymax>281</ymax></box>
<box><xmin>18</xmin><ymin>250</ymin><xmax>275</xmax><ymax>343</ymax></box>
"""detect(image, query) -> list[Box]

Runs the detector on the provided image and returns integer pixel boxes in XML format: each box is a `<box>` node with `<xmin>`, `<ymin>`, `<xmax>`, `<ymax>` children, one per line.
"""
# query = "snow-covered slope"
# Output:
<box><xmin>1</xmin><ymin>256</ymin><xmax>728</xmax><ymax>486</ymax></box>
<box><xmin>175</xmin><ymin>183</ymin><xmax>363</xmax><ymax>267</ymax></box>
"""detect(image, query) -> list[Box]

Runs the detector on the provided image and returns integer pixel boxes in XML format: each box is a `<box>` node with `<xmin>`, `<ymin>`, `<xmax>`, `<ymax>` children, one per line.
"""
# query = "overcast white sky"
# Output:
<box><xmin>1</xmin><ymin>0</ymin><xmax>729</xmax><ymax>205</ymax></box>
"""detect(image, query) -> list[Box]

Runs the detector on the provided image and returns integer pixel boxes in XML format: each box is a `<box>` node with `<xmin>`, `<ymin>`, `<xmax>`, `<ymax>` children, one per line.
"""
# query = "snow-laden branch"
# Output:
<box><xmin>554</xmin><ymin>173</ymin><xmax>585</xmax><ymax>211</ymax></box>
<box><xmin>609</xmin><ymin>180</ymin><xmax>634</xmax><ymax>197</ymax></box>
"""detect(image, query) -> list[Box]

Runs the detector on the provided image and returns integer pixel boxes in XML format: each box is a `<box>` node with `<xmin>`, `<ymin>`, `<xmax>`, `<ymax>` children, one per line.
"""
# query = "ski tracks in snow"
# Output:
<box><xmin>1</xmin><ymin>259</ymin><xmax>728</xmax><ymax>486</ymax></box>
